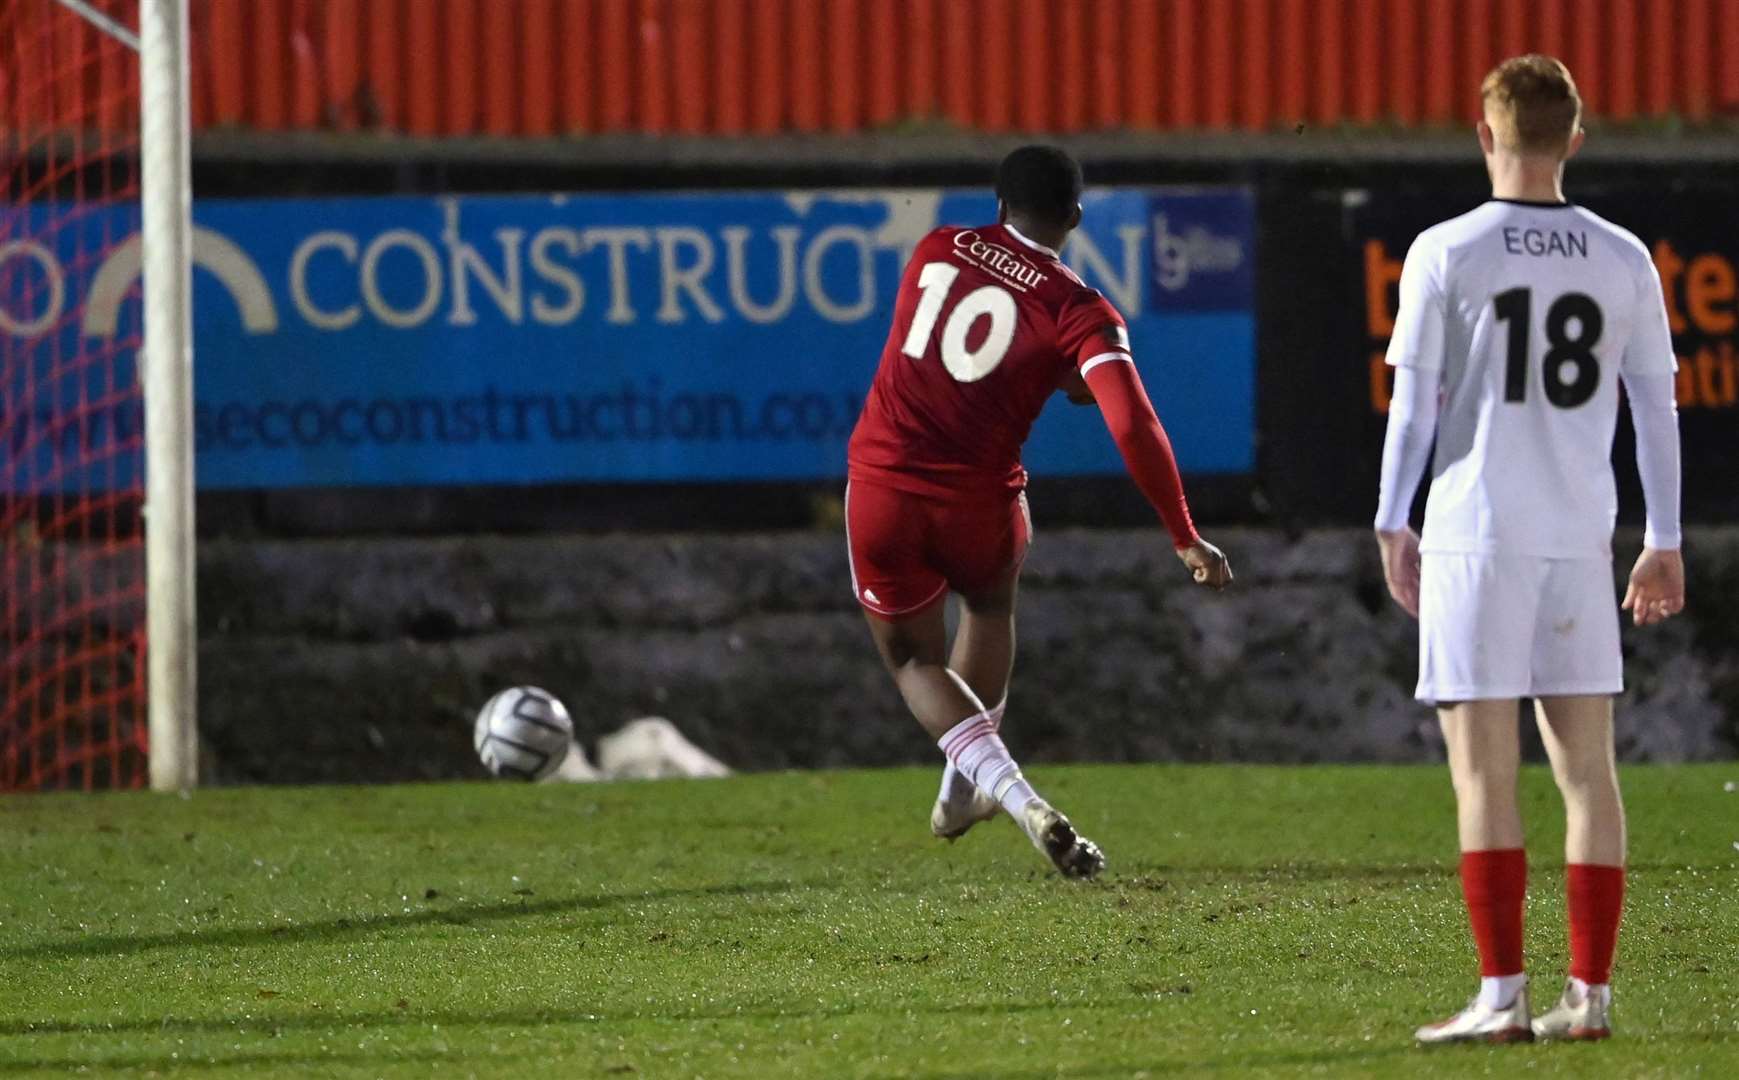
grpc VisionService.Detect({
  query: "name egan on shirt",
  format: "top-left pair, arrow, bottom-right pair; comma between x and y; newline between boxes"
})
1502,226 -> 1589,259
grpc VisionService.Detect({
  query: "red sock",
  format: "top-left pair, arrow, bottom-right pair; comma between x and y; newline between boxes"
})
1567,863 -> 1625,985
1461,849 -> 1527,976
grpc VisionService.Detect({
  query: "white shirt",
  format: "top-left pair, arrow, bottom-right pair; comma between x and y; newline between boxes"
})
1386,199 -> 1677,557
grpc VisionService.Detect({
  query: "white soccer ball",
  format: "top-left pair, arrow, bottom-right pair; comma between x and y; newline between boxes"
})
474,686 -> 573,781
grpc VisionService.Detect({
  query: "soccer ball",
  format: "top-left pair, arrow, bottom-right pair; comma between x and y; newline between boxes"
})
474,686 -> 573,781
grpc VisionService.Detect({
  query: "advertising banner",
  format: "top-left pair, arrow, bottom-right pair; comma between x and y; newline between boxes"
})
1,187 -> 1255,492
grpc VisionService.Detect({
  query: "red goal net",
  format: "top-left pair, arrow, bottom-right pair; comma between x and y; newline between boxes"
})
1,0 -> 148,790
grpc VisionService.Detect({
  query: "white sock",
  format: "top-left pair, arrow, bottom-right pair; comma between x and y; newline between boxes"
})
1477,973 -> 1527,1010
937,698 -> 1004,804
937,709 -> 1037,819
1567,976 -> 1610,1005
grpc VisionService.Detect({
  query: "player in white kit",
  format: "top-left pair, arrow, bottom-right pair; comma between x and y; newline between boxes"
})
1373,56 -> 1686,1045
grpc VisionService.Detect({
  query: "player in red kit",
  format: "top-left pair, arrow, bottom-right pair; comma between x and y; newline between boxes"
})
846,146 -> 1232,879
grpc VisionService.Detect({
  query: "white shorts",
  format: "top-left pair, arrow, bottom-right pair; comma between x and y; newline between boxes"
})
1416,553 -> 1622,703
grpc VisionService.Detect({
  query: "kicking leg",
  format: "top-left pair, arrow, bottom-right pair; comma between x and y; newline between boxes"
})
1531,694 -> 1623,1040
933,574 -> 1018,836
862,598 -> 981,740
862,598 -> 1101,879
1417,699 -> 1533,1044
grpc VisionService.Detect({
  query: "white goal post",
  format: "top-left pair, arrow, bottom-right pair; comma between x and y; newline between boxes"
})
61,0 -> 199,790
140,0 -> 198,791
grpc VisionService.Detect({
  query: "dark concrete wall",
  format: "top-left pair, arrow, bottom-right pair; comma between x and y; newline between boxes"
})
194,527 -> 1738,784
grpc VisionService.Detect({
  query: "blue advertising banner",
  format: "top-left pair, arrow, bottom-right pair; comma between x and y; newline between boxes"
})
1,187 -> 1253,491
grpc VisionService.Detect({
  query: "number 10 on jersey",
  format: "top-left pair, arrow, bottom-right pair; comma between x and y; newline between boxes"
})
901,262 -> 1018,383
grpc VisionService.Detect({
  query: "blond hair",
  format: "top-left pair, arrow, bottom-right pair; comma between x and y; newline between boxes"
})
1481,55 -> 1582,155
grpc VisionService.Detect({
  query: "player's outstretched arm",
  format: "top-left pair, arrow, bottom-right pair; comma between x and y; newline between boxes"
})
1621,370 -> 1686,626
1082,357 -> 1231,590
1372,364 -> 1438,618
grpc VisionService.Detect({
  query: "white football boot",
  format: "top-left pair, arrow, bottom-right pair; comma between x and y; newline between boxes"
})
1020,802 -> 1105,880
1532,979 -> 1612,1041
1415,984 -> 1534,1045
930,785 -> 1001,840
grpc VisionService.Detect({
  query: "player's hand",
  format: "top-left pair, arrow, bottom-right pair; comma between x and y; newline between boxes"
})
1622,547 -> 1686,626
1375,527 -> 1422,618
1177,539 -> 1232,590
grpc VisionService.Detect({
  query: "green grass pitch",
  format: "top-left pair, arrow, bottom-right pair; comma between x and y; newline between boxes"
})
2,764 -> 1736,1078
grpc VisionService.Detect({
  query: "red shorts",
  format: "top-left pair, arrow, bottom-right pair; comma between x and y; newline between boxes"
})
844,480 -> 1032,618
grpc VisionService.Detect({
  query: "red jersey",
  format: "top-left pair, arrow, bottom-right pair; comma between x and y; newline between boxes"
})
847,224 -> 1128,497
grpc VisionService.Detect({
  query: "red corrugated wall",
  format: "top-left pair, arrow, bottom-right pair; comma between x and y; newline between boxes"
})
9,0 -> 1739,137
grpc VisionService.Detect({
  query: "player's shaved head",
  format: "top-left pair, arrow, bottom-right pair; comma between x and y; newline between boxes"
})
996,145 -> 1084,230
1481,55 -> 1581,157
